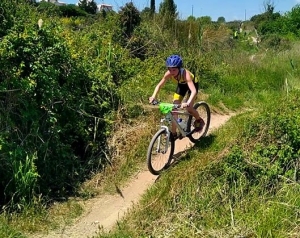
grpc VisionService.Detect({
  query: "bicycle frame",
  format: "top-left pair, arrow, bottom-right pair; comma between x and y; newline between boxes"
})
147,100 -> 211,175
160,109 -> 195,138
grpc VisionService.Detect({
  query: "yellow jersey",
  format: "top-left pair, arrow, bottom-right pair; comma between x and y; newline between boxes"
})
170,68 -> 198,84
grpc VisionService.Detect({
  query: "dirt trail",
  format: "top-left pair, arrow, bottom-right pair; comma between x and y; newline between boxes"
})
36,113 -> 233,238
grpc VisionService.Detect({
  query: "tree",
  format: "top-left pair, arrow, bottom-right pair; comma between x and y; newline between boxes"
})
141,7 -> 152,19
37,1 -> 61,17
150,0 -> 155,15
0,0 -> 15,37
78,0 -> 97,14
118,2 -> 141,38
159,0 -> 177,18
197,16 -> 212,25
217,16 -> 226,23
187,15 -> 196,22
285,5 -> 300,36
59,4 -> 87,17
24,0 -> 36,4
263,0 -> 275,14
250,1 -> 281,35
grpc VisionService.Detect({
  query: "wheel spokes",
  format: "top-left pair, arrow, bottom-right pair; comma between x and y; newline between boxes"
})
150,133 -> 172,172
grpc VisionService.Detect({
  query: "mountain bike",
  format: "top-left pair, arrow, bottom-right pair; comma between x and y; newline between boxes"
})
147,101 -> 211,175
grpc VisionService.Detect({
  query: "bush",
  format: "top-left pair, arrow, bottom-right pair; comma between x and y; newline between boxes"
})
0,20 -> 117,209
220,94 -> 300,196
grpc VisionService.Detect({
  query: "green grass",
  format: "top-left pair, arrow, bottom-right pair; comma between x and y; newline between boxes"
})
94,42 -> 300,236
2,33 -> 300,238
0,199 -> 84,237
0,216 -> 27,238
96,96 -> 300,237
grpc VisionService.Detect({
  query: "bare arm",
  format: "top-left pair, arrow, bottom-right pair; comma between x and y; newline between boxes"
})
149,71 -> 171,102
184,69 -> 197,106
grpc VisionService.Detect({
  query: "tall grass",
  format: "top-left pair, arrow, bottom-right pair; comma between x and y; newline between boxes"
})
0,199 -> 84,237
204,47 -> 300,111
2,6 -> 300,237
95,44 -> 300,238
97,91 -> 300,237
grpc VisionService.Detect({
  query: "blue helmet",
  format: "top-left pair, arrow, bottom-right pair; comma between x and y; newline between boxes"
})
166,54 -> 183,68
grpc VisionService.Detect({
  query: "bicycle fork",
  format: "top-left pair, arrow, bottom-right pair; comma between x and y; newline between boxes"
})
156,126 -> 170,154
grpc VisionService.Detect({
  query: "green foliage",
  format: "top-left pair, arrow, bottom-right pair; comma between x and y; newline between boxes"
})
150,0 -> 155,14
187,15 -> 196,21
251,3 -> 279,28
284,5 -> 300,37
197,16 -> 212,25
217,16 -> 226,23
0,14 -> 122,208
59,4 -> 88,17
0,0 -> 39,37
78,0 -> 97,14
37,2 -> 88,17
126,26 -> 149,59
116,2 -> 145,59
261,34 -> 292,51
118,2 -> 141,39
3,0 -> 300,235
37,1 -> 61,17
0,216 -> 27,238
249,3 -> 295,42
101,92 -> 300,237
7,152 -> 39,207
222,96 -> 300,194
159,0 -> 177,18
158,0 -> 177,29
140,7 -> 152,20
0,21 -> 76,205
0,1 -> 15,37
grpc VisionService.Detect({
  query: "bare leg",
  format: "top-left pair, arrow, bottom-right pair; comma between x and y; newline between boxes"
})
186,97 -> 200,120
172,99 -> 181,134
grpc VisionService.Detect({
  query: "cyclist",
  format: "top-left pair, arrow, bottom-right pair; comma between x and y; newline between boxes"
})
149,54 -> 205,139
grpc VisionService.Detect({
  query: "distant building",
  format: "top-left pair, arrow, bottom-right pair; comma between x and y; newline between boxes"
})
97,3 -> 113,13
46,0 -> 66,6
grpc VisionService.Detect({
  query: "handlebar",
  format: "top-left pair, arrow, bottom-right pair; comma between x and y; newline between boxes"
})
151,100 -> 181,109
151,99 -> 159,105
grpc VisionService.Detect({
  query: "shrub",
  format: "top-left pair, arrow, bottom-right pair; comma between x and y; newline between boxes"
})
0,19 -> 118,209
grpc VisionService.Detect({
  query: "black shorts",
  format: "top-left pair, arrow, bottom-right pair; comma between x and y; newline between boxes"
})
173,82 -> 199,101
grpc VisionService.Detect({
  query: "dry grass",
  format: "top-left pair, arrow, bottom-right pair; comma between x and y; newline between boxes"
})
79,108 -> 159,196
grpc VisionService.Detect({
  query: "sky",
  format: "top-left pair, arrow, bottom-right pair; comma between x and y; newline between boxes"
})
61,0 -> 300,21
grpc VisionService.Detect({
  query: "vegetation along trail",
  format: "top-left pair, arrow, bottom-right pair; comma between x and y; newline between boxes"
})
3,0 -> 300,237
35,112 -> 234,238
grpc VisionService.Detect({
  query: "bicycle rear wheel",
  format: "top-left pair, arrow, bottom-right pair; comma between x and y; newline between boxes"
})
147,128 -> 175,175
187,101 -> 211,143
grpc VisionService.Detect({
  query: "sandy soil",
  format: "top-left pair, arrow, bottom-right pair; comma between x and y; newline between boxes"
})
34,112 -> 234,238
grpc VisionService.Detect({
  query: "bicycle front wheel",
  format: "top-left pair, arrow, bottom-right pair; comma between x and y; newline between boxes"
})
187,101 -> 211,143
147,128 -> 175,175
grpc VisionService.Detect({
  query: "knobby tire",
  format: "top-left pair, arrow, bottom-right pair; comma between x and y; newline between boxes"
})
147,128 -> 175,175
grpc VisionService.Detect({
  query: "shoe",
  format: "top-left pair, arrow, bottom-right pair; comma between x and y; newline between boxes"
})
193,118 -> 205,132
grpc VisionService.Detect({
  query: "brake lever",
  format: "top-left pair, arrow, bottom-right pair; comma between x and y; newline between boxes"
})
152,100 -> 159,105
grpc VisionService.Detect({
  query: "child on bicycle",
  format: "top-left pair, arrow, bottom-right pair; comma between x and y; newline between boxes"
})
148,54 -> 205,139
